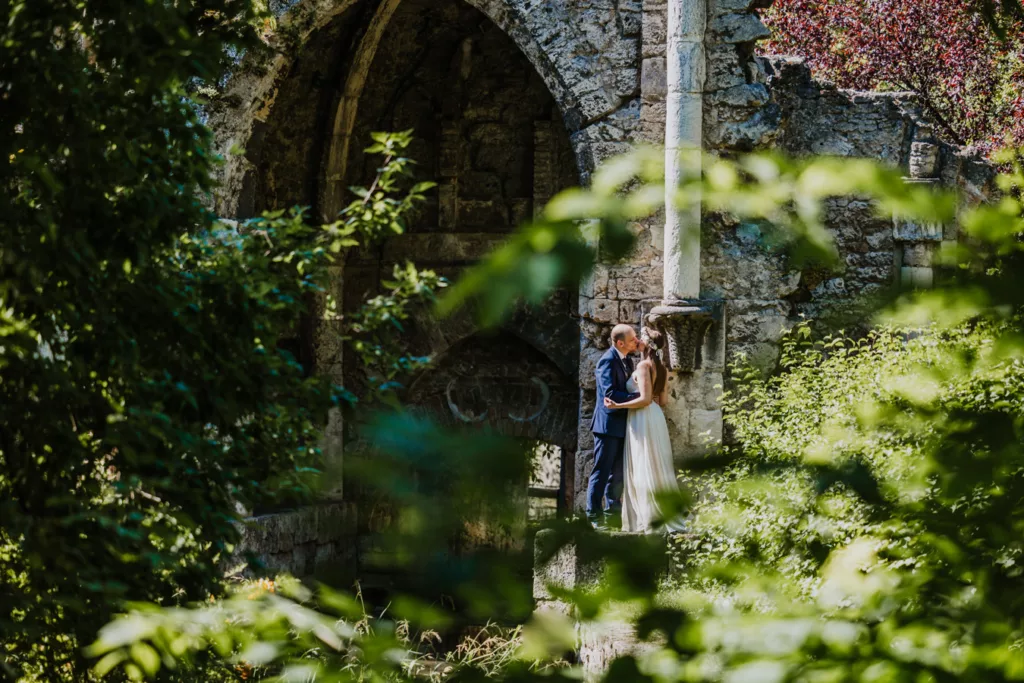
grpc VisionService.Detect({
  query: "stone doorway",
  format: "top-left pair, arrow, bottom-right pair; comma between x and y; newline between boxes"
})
405,330 -> 579,515
327,0 -> 583,506
236,0 -> 584,579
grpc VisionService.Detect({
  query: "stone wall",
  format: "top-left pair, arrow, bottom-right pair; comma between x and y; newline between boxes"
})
572,0 -> 995,481
232,502 -> 359,578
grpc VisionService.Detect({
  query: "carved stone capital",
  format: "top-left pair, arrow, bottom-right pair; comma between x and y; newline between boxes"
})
645,302 -> 717,372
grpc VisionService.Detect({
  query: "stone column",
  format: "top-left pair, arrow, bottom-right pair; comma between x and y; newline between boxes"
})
896,123 -> 942,289
647,0 -> 725,461
663,0 -> 706,301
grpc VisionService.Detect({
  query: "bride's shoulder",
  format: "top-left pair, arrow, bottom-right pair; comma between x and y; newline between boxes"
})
636,358 -> 655,376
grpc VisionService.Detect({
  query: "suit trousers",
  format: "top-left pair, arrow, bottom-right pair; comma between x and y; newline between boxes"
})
587,433 -> 624,517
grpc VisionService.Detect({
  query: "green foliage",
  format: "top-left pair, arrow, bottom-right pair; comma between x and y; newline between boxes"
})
11,2 -> 1024,683
671,322 -> 1015,601
440,150 -> 955,328
87,576 -> 556,683
0,1 -> 441,678
106,145 -> 1024,683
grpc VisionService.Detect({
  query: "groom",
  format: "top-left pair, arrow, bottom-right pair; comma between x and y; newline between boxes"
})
587,323 -> 640,530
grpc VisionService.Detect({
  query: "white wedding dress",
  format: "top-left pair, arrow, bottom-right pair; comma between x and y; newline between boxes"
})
621,370 -> 684,534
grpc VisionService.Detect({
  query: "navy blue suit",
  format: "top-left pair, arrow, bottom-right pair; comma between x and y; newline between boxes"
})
587,347 -> 639,518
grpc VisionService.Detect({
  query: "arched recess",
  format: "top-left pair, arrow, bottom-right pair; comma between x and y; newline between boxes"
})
317,0 -> 588,220
205,0 -> 644,218
331,0 -> 583,511
237,0 -> 588,508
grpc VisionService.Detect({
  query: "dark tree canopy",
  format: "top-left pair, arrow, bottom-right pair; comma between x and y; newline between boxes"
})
0,2 -> 372,679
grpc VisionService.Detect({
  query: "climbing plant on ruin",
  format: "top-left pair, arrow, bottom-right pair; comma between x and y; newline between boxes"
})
763,0 -> 1024,152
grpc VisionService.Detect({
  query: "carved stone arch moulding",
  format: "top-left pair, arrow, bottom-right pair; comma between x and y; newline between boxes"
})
408,301 -> 577,383
445,376 -> 551,424
405,332 -> 578,449
206,0 -> 622,217
316,0 -> 590,218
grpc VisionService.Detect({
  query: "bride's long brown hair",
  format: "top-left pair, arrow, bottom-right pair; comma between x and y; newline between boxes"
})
643,328 -> 668,397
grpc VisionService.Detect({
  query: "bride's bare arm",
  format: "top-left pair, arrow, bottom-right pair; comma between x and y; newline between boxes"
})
603,361 -> 654,410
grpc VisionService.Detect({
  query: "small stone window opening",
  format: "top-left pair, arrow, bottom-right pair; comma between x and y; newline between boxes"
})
528,442 -> 560,523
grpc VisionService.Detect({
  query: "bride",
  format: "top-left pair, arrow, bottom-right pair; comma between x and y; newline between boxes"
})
603,329 -> 684,534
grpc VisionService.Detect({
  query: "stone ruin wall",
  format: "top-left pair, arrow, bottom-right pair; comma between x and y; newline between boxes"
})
576,0 -> 994,485
208,0 -> 994,575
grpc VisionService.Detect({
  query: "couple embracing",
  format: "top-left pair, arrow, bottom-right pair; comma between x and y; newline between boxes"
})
587,324 -> 682,533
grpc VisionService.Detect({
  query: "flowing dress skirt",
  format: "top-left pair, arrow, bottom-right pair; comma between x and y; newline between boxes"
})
622,401 -> 681,533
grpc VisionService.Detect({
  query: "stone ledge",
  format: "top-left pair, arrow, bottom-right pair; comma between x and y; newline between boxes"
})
232,502 -> 359,576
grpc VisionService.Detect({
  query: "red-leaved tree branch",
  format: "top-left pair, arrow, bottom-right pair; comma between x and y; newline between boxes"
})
762,0 -> 1024,154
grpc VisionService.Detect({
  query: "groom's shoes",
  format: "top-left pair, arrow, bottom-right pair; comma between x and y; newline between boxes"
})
604,510 -> 622,531
587,512 -> 622,532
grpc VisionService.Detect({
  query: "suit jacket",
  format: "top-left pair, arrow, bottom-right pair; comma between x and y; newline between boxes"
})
591,347 -> 640,438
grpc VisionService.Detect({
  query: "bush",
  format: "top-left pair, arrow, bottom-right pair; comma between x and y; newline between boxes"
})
669,318 -> 1024,678
0,0 -> 440,677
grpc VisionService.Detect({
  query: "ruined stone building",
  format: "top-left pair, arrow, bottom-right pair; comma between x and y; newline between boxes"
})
211,0 -> 992,574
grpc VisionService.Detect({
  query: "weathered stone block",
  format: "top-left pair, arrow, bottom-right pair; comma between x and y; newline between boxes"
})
706,44 -> 746,91
709,12 -> 771,44
615,274 -> 659,300
705,104 -> 780,150
662,396 -> 689,454
583,297 -> 619,323
667,42 -> 706,94
458,199 -> 507,227
710,0 -> 759,11
639,99 -> 667,130
893,218 -> 943,242
619,299 -> 643,325
902,242 -> 935,267
581,265 -> 613,298
578,426 -> 595,452
641,57 -> 667,103
619,9 -> 642,36
580,346 -> 605,391
579,620 -> 659,676
689,409 -> 723,451
684,370 -> 724,411
641,5 -> 667,58
459,171 -> 502,199
708,83 -> 769,108
666,93 -> 703,152
510,198 -> 532,226
574,448 -> 596,511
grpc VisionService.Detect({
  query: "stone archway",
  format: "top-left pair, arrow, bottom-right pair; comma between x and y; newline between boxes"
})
205,0 -> 642,219
405,331 -> 578,513
327,0 -> 583,508
232,0 -> 587,508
